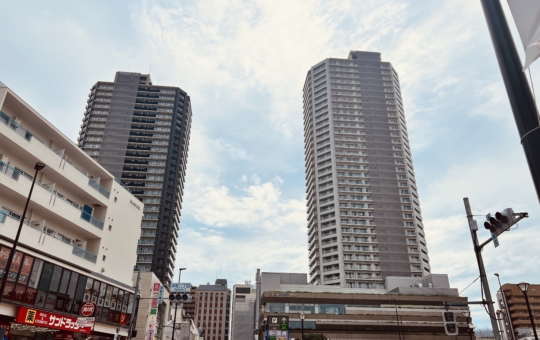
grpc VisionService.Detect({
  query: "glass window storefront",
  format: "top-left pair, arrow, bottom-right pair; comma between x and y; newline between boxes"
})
0,246 -> 132,327
266,302 -> 373,315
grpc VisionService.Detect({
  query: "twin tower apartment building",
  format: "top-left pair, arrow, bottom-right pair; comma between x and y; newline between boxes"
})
75,50 -> 430,293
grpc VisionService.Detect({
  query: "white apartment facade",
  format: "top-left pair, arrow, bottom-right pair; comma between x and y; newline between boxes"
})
303,51 -> 431,289
0,83 -> 143,339
231,284 -> 256,340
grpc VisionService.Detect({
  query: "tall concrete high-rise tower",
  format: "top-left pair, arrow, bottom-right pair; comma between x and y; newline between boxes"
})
77,72 -> 192,286
303,51 -> 430,288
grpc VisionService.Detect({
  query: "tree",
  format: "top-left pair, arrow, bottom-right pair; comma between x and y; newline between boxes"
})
304,334 -> 328,340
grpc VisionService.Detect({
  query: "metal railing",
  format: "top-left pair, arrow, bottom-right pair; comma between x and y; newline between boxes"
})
114,177 -> 132,193
80,211 -> 104,230
88,178 -> 110,198
0,160 -> 23,180
0,110 -> 116,198
72,246 -> 97,263
5,215 -> 97,263
0,161 -> 104,230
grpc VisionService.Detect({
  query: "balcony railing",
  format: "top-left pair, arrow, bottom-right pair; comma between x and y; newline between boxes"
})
80,211 -> 104,230
72,246 -> 98,263
5,215 -> 97,263
0,161 -> 105,231
0,110 -> 129,196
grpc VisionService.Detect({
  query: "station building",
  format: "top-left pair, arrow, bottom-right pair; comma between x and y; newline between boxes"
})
256,272 -> 475,340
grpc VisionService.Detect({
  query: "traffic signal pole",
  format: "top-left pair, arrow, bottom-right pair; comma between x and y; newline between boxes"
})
464,198 -> 501,340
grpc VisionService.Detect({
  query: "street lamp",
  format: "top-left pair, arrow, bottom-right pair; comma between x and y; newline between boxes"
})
171,268 -> 187,340
391,298 -> 402,340
178,268 -> 186,283
517,282 -> 538,340
463,311 -> 473,340
0,162 -> 45,303
299,312 -> 305,340
495,273 -> 516,340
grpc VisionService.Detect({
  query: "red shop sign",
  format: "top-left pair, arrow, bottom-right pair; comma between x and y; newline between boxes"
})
80,302 -> 95,317
16,306 -> 94,334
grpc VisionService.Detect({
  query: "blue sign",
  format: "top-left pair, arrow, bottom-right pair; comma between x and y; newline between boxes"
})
158,285 -> 164,304
491,232 -> 499,248
170,282 -> 191,293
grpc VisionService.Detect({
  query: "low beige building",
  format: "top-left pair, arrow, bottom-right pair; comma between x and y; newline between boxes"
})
0,82 -> 143,340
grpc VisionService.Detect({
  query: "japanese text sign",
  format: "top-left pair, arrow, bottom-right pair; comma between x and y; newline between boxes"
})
16,306 -> 94,334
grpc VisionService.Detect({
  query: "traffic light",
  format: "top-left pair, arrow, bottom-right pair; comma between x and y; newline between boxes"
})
442,311 -> 458,336
484,208 -> 516,236
169,293 -> 192,303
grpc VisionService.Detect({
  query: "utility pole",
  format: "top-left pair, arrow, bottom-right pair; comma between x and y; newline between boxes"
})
128,268 -> 141,340
480,0 -> 540,204
464,198 -> 501,340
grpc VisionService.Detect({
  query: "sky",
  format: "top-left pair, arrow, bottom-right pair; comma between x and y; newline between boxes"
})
1,0 -> 540,330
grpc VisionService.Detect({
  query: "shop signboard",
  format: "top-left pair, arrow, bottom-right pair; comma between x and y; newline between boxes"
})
0,322 -> 10,339
16,306 -> 94,334
75,317 -> 95,326
151,283 -> 160,308
80,302 -> 95,317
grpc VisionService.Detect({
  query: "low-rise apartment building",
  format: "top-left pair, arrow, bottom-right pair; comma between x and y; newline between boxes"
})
0,83 -> 143,340
194,280 -> 231,340
499,283 -> 539,340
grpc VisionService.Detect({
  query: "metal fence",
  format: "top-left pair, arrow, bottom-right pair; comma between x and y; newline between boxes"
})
0,110 -> 114,198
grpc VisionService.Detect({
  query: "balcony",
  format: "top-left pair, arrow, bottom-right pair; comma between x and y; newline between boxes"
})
1,161 -> 105,233
80,210 -> 104,230
2,214 -> 97,264
0,111 -> 112,199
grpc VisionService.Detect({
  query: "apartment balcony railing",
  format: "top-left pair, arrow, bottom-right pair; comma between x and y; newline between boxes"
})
0,110 -> 122,197
1,160 -> 105,230
80,211 -> 104,230
3,214 -> 97,263
72,246 -> 98,263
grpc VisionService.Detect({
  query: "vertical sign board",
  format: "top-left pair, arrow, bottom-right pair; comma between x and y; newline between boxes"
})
158,285 -> 164,304
145,283 -> 161,338
267,316 -> 289,340
151,283 -> 160,308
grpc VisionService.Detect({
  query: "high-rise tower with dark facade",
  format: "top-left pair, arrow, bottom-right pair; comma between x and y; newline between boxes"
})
303,51 -> 431,288
77,72 -> 192,286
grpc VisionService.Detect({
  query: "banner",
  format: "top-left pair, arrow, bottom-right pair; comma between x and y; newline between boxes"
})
16,306 -> 94,334
508,0 -> 540,70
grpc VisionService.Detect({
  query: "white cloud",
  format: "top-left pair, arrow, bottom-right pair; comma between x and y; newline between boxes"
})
176,226 -> 308,284
188,178 -> 305,231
